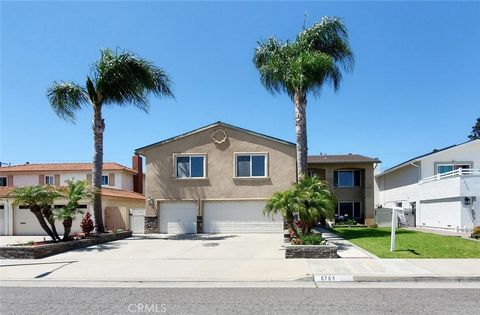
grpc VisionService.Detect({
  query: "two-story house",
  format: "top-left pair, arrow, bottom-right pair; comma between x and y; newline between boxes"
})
375,139 -> 480,231
307,154 -> 381,226
135,122 -> 296,234
0,158 -> 145,235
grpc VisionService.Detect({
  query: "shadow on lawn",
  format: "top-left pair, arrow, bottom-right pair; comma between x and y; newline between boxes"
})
395,248 -> 421,256
330,227 -> 417,239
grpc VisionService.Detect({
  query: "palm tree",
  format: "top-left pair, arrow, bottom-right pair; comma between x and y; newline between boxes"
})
55,180 -> 92,241
253,17 -> 354,175
296,176 -> 336,234
47,48 -> 174,233
264,189 -> 301,237
8,185 -> 63,241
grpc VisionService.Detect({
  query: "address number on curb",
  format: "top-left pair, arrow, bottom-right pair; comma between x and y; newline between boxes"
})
314,275 -> 354,282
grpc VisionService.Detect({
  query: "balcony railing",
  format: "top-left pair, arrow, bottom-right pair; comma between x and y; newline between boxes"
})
420,168 -> 480,184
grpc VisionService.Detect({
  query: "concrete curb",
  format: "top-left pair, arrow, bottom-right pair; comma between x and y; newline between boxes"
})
314,275 -> 480,283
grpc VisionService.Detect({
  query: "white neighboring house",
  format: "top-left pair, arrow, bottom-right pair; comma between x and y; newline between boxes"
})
375,139 -> 480,232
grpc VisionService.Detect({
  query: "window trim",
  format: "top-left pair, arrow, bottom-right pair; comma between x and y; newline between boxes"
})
334,169 -> 361,187
0,176 -> 7,187
101,175 -> 109,186
436,163 -> 471,174
173,153 -> 207,179
336,201 -> 362,219
234,152 -> 268,178
44,175 -> 55,185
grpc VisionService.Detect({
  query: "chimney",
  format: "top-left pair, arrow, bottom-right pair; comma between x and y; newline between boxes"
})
132,155 -> 143,194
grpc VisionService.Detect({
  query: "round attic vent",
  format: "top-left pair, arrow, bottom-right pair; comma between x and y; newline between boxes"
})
211,129 -> 228,144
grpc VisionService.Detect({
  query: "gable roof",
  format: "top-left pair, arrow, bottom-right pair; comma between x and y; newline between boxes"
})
308,154 -> 380,164
377,138 -> 479,177
0,162 -> 137,174
135,121 -> 296,154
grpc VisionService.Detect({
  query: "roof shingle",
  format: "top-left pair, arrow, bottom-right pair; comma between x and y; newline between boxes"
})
0,162 -> 137,174
308,154 -> 381,164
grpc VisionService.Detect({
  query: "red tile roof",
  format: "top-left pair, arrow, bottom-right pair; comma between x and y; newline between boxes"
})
308,154 -> 381,164
0,162 -> 137,174
0,186 -> 144,200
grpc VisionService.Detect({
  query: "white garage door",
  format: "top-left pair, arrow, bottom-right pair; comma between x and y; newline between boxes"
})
15,207 -> 86,236
420,199 -> 461,229
159,201 -> 197,234
203,200 -> 283,234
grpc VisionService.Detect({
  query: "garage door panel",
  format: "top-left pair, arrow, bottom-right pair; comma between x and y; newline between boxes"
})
203,201 -> 283,234
159,202 -> 197,234
15,208 -> 86,236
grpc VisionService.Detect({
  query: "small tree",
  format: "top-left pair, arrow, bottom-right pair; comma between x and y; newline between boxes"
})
9,186 -> 63,241
296,176 -> 336,235
264,189 -> 301,238
55,180 -> 92,241
468,117 -> 480,140
80,212 -> 95,237
264,176 -> 336,236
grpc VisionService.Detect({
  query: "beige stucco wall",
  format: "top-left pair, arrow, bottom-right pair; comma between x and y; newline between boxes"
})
102,196 -> 145,229
308,162 -> 376,224
140,125 -> 297,216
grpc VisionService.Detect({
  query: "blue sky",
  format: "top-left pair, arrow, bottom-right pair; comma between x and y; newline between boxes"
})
1,1 -> 479,170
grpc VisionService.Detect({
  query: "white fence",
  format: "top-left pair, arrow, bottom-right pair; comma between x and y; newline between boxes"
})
420,168 -> 480,184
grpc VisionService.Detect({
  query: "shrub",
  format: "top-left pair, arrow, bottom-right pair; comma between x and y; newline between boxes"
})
471,226 -> 480,239
80,212 -> 95,236
299,233 -> 323,245
335,218 -> 357,226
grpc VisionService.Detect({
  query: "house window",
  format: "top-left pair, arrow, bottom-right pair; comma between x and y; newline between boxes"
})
437,164 -> 470,174
334,170 -> 361,187
395,202 -> 403,208
0,177 -> 7,187
175,155 -> 205,178
45,175 -> 54,185
235,154 -> 267,177
101,175 -> 109,186
337,202 -> 361,218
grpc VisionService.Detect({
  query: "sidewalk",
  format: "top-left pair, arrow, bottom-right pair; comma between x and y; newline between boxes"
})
317,228 -> 378,259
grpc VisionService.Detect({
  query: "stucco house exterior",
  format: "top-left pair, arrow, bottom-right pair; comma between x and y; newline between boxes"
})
135,121 -> 296,234
375,139 -> 480,231
307,154 -> 381,225
0,159 -> 145,235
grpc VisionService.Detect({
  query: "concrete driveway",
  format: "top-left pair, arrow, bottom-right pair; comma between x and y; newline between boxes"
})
0,234 -> 312,282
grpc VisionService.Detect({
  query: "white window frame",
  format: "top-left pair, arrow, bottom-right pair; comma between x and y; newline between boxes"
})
101,175 -> 109,186
334,170 -> 361,187
234,153 -> 268,178
173,154 -> 207,179
0,176 -> 7,187
436,163 -> 470,174
336,201 -> 362,219
44,175 -> 55,185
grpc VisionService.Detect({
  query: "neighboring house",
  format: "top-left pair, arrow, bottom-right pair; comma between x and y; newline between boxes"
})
375,139 -> 480,231
307,154 -> 381,225
0,157 -> 145,235
135,121 -> 296,234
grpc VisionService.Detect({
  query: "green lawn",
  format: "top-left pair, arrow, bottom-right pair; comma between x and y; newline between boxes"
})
330,227 -> 480,258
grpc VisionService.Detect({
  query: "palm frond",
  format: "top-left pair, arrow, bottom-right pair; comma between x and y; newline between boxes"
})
93,48 -> 174,111
47,81 -> 89,122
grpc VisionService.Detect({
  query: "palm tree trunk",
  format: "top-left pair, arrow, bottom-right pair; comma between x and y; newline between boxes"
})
293,91 -> 308,177
92,104 -> 105,233
30,209 -> 56,241
42,208 -> 60,240
62,218 -> 73,241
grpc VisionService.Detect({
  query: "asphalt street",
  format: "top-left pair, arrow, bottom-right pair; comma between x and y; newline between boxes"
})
0,287 -> 478,315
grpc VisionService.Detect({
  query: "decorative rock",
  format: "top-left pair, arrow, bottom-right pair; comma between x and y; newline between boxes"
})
144,216 -> 158,234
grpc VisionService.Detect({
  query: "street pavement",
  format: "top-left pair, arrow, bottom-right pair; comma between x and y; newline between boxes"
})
1,286 -> 479,314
